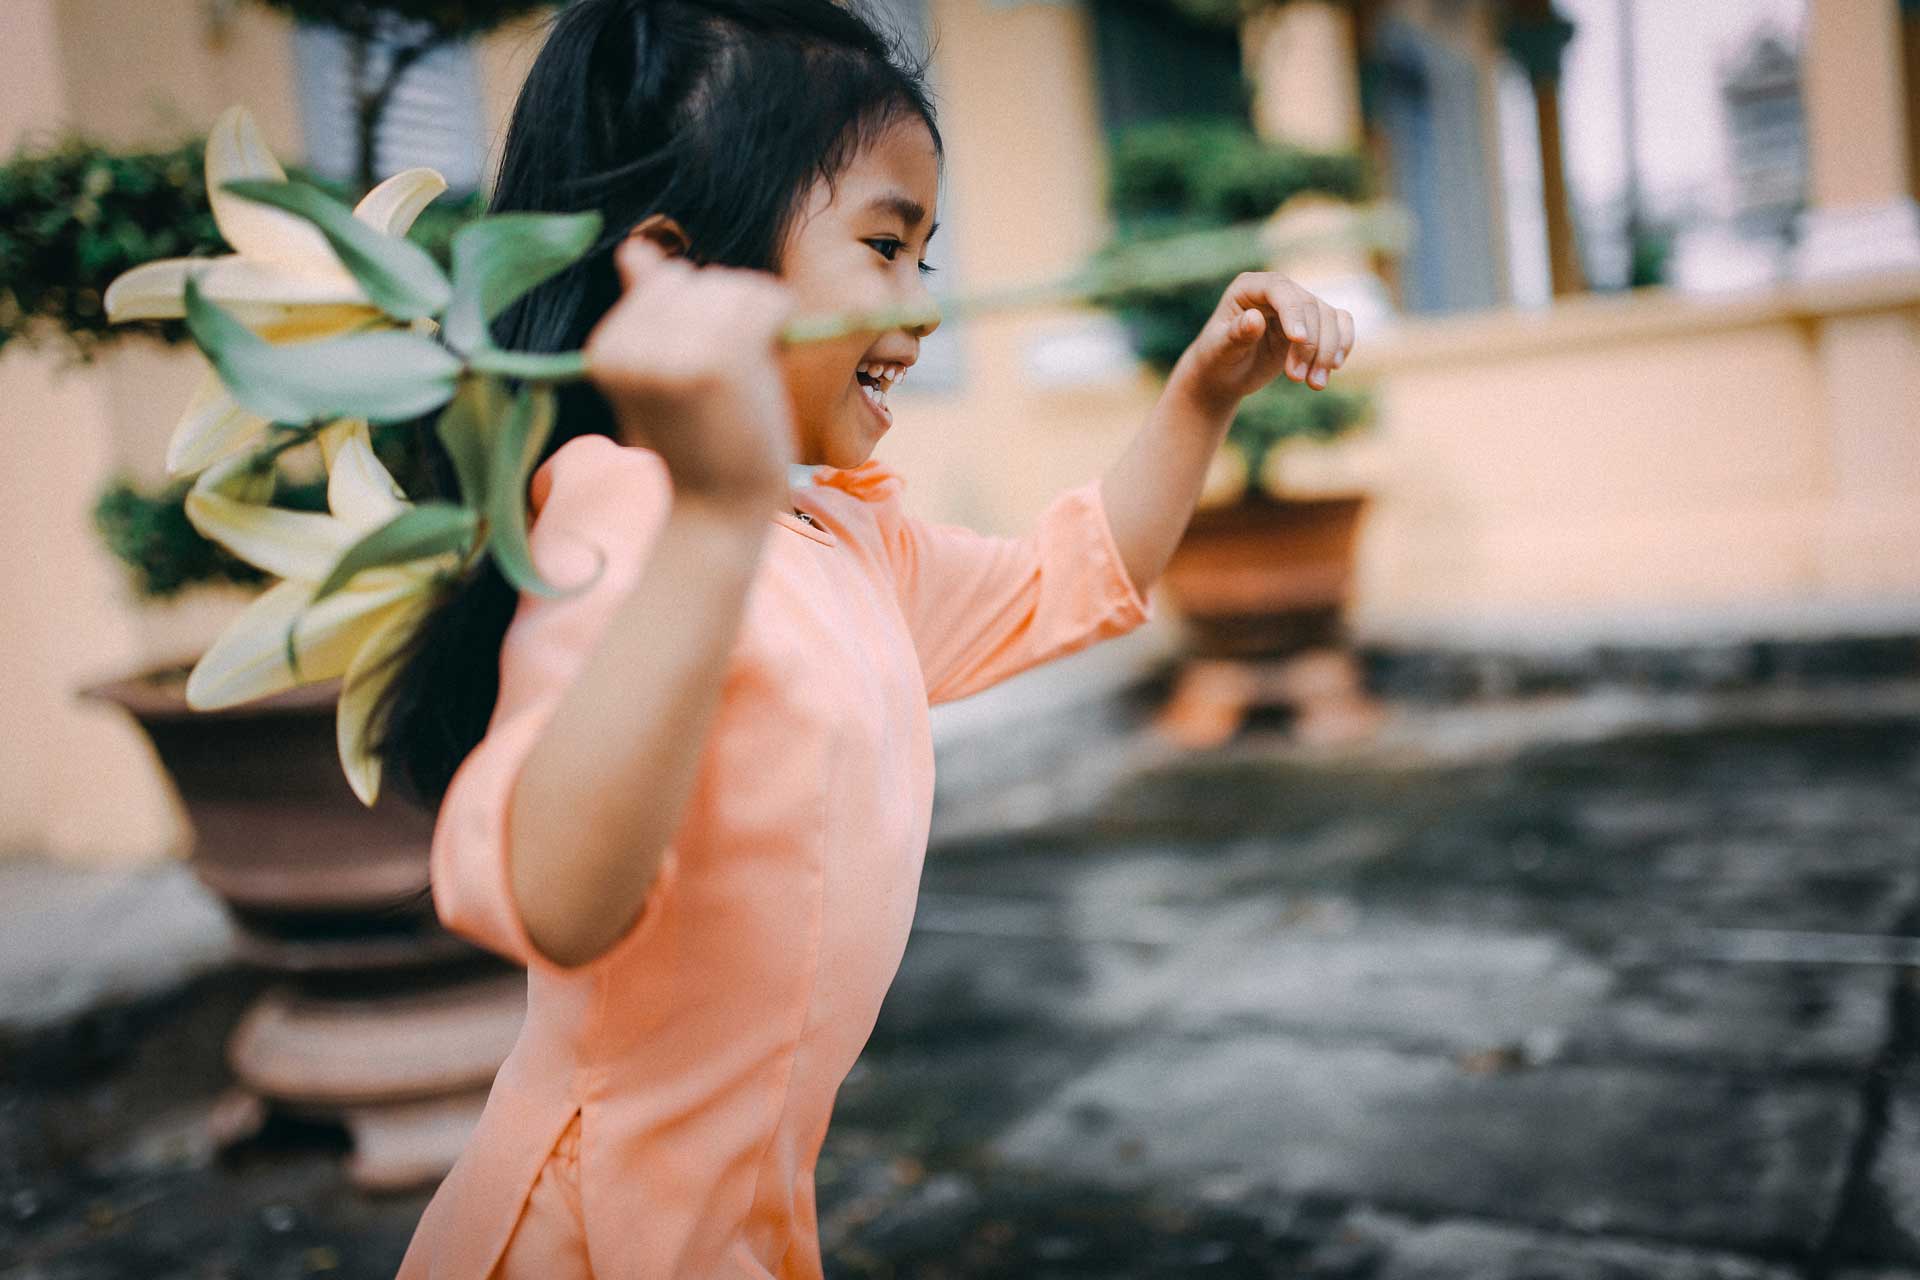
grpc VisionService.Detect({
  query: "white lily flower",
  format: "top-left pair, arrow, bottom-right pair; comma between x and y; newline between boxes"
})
103,105 -> 448,478
184,421 -> 461,806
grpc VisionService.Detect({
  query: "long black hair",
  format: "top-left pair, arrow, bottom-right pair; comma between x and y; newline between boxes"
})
369,0 -> 943,823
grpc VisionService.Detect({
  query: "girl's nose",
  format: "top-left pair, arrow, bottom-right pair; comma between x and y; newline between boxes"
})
906,276 -> 941,340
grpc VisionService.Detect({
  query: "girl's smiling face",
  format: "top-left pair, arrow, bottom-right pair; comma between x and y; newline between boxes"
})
773,116 -> 942,468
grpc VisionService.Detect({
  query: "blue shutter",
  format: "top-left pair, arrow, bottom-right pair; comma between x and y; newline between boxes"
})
291,20 -> 487,193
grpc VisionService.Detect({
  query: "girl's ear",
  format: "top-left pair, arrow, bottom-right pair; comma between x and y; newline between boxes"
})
628,213 -> 692,259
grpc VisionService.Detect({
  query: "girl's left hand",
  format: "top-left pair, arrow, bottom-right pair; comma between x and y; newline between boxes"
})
1171,272 -> 1355,415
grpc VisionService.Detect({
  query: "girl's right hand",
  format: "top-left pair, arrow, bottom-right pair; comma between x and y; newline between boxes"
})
584,235 -> 798,509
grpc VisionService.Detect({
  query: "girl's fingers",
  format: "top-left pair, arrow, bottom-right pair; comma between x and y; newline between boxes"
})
1308,300 -> 1340,388
615,234 -> 665,290
1334,307 -> 1355,368
1285,294 -> 1319,382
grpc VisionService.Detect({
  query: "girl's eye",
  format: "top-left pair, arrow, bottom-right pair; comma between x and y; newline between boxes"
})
868,238 -> 937,277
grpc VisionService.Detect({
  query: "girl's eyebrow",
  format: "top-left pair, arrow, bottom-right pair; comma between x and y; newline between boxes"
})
863,192 -> 939,244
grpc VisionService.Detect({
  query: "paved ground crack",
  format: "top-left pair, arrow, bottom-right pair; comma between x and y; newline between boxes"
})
1807,898 -> 1920,1276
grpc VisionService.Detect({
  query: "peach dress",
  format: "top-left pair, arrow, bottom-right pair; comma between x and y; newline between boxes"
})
392,433 -> 1153,1279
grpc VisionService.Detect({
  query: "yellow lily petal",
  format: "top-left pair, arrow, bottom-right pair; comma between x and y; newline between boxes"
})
336,591 -> 438,806
327,422 -> 409,532
191,441 -> 278,504
185,569 -> 430,710
166,370 -> 269,477
103,255 -> 369,327
253,303 -> 386,343
205,105 -> 338,276
316,419 -> 365,472
103,257 -> 202,322
353,167 -> 448,237
186,482 -> 360,582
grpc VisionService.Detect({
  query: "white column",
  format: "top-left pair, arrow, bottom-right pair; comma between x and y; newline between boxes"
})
1241,0 -> 1397,334
1793,0 -> 1920,278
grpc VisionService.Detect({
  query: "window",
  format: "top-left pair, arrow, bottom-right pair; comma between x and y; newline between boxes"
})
1088,0 -> 1247,135
291,18 -> 488,193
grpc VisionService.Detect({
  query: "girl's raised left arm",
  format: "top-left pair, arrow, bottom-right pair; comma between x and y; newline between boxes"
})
1099,273 -> 1356,596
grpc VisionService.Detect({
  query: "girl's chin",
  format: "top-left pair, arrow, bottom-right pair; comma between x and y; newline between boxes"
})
851,380 -> 893,434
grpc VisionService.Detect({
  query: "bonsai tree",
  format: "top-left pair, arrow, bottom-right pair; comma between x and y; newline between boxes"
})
0,127 -> 481,597
0,138 -> 221,360
1096,118 -> 1375,505
0,2 -> 537,600
97,103 -> 605,804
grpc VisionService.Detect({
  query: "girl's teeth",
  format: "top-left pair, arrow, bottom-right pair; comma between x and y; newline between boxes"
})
858,362 -> 904,391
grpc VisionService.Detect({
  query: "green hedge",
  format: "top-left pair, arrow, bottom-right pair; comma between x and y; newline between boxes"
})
0,129 -> 479,597
0,139 -> 220,358
0,134 -> 483,361
92,422 -> 426,599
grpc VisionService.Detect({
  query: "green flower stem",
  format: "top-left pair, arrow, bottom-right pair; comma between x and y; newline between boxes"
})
777,202 -> 1410,344
202,202 -> 1407,523
491,203 -> 1410,380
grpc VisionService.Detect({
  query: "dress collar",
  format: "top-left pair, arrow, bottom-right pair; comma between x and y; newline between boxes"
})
775,463 -> 836,546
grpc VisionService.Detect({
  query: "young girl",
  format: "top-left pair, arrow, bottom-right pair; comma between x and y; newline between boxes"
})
384,0 -> 1353,1275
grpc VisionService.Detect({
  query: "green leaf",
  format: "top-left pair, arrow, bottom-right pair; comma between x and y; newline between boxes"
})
186,276 -> 463,423
222,178 -> 452,320
311,502 -> 478,604
466,347 -> 587,381
434,377 -> 503,506
443,211 -> 601,352
486,383 -> 602,599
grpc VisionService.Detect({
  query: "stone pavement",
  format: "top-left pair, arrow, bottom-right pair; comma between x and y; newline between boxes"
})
3,680 -> 1920,1277
815,685 -> 1920,1277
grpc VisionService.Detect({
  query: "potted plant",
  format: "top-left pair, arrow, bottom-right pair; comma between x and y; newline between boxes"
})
0,0 -> 542,944
1097,119 -> 1376,661
62,84 -> 609,1180
67,113 -> 472,945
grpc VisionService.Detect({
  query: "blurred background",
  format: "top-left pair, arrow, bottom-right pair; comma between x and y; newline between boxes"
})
4,0 -> 1920,1276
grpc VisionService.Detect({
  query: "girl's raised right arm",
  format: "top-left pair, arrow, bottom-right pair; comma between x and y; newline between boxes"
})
501,236 -> 796,970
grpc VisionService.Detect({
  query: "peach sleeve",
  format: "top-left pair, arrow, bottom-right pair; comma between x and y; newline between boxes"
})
427,440 -> 680,978
877,475 -> 1155,706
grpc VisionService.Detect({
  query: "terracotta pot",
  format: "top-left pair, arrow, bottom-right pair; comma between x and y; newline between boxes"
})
1161,492 -> 1369,659
79,661 -> 439,936
83,662 -> 520,1191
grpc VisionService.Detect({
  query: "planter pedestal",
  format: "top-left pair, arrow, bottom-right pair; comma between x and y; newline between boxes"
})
1154,493 -> 1385,747
80,662 -> 524,1191
224,972 -> 525,1192
1155,648 -> 1385,748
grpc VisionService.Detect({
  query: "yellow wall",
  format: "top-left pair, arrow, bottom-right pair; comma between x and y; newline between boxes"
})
10,0 -> 1920,868
0,2 -> 575,866
1283,271 -> 1920,645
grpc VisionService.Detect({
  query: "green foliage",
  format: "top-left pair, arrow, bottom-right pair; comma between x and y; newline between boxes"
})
442,210 -> 601,353
1230,379 -> 1371,463
1627,221 -> 1673,289
1151,0 -> 1361,31
93,472 -> 321,598
170,184 -> 601,607
185,275 -> 464,422
1107,119 -> 1367,226
0,138 -> 219,359
94,422 -> 426,599
290,166 -> 486,259
221,177 -> 453,318
312,501 -> 478,602
0,136 -> 485,363
1097,119 -> 1374,484
248,0 -> 553,40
